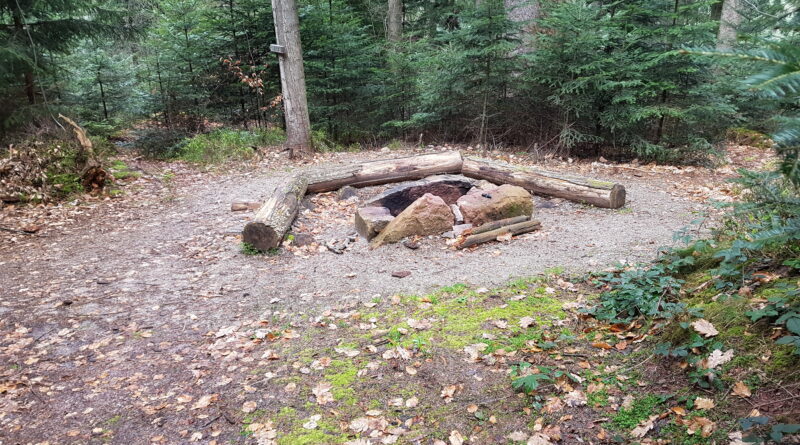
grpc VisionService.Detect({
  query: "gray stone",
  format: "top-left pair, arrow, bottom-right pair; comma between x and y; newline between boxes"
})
354,206 -> 394,240
337,185 -> 359,201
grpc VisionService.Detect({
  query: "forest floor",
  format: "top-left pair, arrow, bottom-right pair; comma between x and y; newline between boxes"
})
0,145 -> 783,444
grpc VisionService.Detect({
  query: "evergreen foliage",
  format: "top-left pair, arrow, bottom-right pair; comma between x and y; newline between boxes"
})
0,0 -> 797,163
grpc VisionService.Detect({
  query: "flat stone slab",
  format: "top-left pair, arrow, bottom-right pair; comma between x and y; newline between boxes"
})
355,206 -> 394,240
364,175 -> 476,216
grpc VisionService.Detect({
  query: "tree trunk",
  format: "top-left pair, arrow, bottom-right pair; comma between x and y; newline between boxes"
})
305,151 -> 463,193
456,220 -> 541,249
272,0 -> 313,158
242,174 -> 309,251
12,7 -> 35,104
387,0 -> 402,42
461,157 -> 626,208
716,0 -> 742,50
98,74 -> 109,120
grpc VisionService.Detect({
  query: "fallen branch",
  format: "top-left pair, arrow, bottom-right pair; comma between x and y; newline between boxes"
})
456,220 -> 541,249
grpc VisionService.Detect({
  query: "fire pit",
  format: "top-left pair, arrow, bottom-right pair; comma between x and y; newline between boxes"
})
241,151 -> 625,251
355,174 -> 537,248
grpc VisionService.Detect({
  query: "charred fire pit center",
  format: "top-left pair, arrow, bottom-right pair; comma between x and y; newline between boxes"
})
241,151 -> 626,251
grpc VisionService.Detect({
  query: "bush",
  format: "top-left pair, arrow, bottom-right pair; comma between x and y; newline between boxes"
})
177,128 -> 285,164
135,129 -> 189,159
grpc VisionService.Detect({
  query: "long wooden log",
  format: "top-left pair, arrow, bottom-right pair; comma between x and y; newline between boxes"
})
462,157 -> 626,209
306,151 -> 463,193
457,220 -> 542,249
242,174 -> 308,251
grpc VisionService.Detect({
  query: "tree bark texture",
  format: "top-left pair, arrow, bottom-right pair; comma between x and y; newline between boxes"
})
456,220 -> 541,249
716,0 -> 742,50
461,157 -> 626,209
305,151 -> 464,193
387,0 -> 402,41
272,0 -> 313,157
242,174 -> 309,251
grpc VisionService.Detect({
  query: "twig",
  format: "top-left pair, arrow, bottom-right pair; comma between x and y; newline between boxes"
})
0,226 -> 32,235
754,394 -> 800,408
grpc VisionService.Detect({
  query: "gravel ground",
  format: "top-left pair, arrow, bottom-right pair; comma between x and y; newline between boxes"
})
0,148 -> 714,443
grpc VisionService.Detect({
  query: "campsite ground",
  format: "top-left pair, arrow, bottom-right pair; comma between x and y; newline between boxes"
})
0,145 -> 785,444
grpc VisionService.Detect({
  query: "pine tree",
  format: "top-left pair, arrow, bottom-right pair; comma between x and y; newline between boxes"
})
0,0 -> 125,130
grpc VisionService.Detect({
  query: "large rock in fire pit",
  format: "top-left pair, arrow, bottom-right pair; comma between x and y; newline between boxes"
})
370,193 -> 454,247
456,184 -> 533,226
355,206 -> 394,240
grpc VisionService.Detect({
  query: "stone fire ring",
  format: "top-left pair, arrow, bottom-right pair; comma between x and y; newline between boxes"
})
242,151 -> 626,252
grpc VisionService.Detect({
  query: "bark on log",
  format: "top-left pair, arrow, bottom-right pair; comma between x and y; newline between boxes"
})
462,157 -> 625,209
467,215 -> 531,236
306,151 -> 463,193
242,175 -> 308,251
456,220 -> 541,249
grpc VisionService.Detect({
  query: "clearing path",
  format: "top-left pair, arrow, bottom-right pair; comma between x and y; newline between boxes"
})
0,148 -> 752,444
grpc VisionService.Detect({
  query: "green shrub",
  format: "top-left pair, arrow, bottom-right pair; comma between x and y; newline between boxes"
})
178,128 -> 285,164
135,129 -> 188,159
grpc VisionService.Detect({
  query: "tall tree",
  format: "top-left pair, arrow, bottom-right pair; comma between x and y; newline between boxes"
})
716,0 -> 742,50
387,0 -> 402,41
272,0 -> 312,157
0,0 -> 124,129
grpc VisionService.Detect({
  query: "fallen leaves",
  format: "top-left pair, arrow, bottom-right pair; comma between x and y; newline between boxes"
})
313,381 -> 334,405
519,316 -> 535,328
680,416 -> 716,438
630,414 -> 659,438
440,384 -> 460,403
241,401 -> 257,413
694,397 -> 715,410
448,430 -> 464,445
732,381 -> 752,398
382,346 -> 412,360
190,394 -> 217,410
691,319 -> 719,337
705,349 -> 734,369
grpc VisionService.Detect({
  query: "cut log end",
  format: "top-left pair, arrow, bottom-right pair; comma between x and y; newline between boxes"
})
242,222 -> 281,251
608,184 -> 626,209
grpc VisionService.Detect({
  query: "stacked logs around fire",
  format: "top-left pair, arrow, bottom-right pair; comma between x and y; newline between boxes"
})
241,151 -> 626,251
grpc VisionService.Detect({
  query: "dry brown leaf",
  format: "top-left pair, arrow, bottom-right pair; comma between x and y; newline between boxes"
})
631,414 -> 658,438
191,394 -> 218,410
732,381 -> 751,398
241,401 -> 257,413
694,397 -> 715,410
706,349 -> 734,369
685,416 -> 716,438
449,430 -> 464,445
615,340 -> 629,351
542,396 -> 563,414
519,316 -> 536,329
313,381 -> 334,405
691,319 -> 719,337
592,341 -> 613,350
